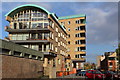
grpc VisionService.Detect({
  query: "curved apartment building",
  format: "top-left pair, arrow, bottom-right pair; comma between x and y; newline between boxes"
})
5,4 -> 68,78
4,4 -> 86,78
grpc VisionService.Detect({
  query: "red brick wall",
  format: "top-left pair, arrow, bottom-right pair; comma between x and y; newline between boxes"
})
1,55 -> 43,78
108,60 -> 116,71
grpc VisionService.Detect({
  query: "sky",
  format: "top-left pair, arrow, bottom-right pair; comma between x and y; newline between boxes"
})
1,2 -> 119,63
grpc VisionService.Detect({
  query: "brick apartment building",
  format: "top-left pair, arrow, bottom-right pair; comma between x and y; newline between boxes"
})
59,15 -> 86,69
97,52 -> 118,71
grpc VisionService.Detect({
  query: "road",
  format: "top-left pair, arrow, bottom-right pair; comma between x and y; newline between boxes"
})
58,74 -> 86,78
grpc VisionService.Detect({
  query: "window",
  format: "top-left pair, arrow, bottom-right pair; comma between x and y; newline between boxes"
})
44,23 -> 48,28
61,22 -> 65,25
109,62 -> 113,65
75,54 -> 81,58
58,59 -> 61,64
61,33 -> 63,37
52,23 -> 54,28
75,20 -> 81,24
58,33 -> 60,37
68,34 -> 70,38
65,37 -> 66,40
19,23 -> 23,29
31,33 -> 36,39
53,58 -> 56,67
38,33 -> 42,39
61,41 -> 62,45
75,33 -> 84,37
49,21 -> 53,27
68,28 -> 70,31
55,37 -> 58,42
52,33 -> 54,39
14,23 -> 17,29
68,21 -> 70,24
44,33 -> 49,40
80,19 -> 85,24
63,35 -> 64,39
87,71 -> 92,73
38,13 -> 43,17
58,42 -> 60,46
11,34 -> 17,40
52,44 -> 54,50
56,27 -> 58,32
75,47 -> 81,51
55,47 -> 58,52
31,45 -> 39,51
62,42 -> 64,46
68,41 -> 70,44
75,40 -> 81,44
23,34 -> 29,40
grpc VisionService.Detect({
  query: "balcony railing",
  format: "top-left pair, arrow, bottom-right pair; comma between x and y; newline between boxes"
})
5,25 -> 50,33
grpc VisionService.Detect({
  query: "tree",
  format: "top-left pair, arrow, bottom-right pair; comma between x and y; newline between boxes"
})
115,43 -> 120,70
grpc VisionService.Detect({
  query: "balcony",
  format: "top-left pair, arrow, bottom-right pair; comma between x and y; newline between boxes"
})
75,44 -> 86,47
72,57 -> 86,62
9,36 -> 50,43
11,40 -> 49,43
75,51 -> 86,56
75,37 -> 86,40
5,26 -> 50,33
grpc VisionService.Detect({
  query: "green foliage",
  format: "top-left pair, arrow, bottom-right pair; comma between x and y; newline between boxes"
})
115,43 -> 120,64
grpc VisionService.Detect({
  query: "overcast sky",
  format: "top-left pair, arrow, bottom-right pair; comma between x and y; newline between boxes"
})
1,2 -> 118,63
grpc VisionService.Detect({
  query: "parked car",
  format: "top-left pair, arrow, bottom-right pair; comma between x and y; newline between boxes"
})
76,70 -> 86,76
101,71 -> 120,79
76,69 -> 82,73
86,70 -> 106,79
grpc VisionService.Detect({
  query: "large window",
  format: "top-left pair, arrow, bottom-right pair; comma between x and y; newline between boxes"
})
38,23 -> 43,28
31,45 -> 39,51
13,9 -> 48,22
32,22 -> 48,29
38,33 -> 42,39
44,23 -> 48,28
31,33 -> 36,39
44,33 -> 49,39
11,34 -> 29,40
32,23 -> 37,28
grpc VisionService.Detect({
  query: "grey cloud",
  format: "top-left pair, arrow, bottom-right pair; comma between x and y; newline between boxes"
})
72,2 -> 118,45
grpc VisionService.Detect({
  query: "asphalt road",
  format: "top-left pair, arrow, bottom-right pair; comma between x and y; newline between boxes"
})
58,74 -> 86,78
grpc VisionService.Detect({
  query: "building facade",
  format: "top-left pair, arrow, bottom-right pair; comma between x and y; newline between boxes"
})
58,15 -> 86,69
5,4 -> 68,78
97,52 -> 118,71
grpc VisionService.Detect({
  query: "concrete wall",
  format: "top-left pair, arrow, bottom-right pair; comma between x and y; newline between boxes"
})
1,55 -> 43,78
